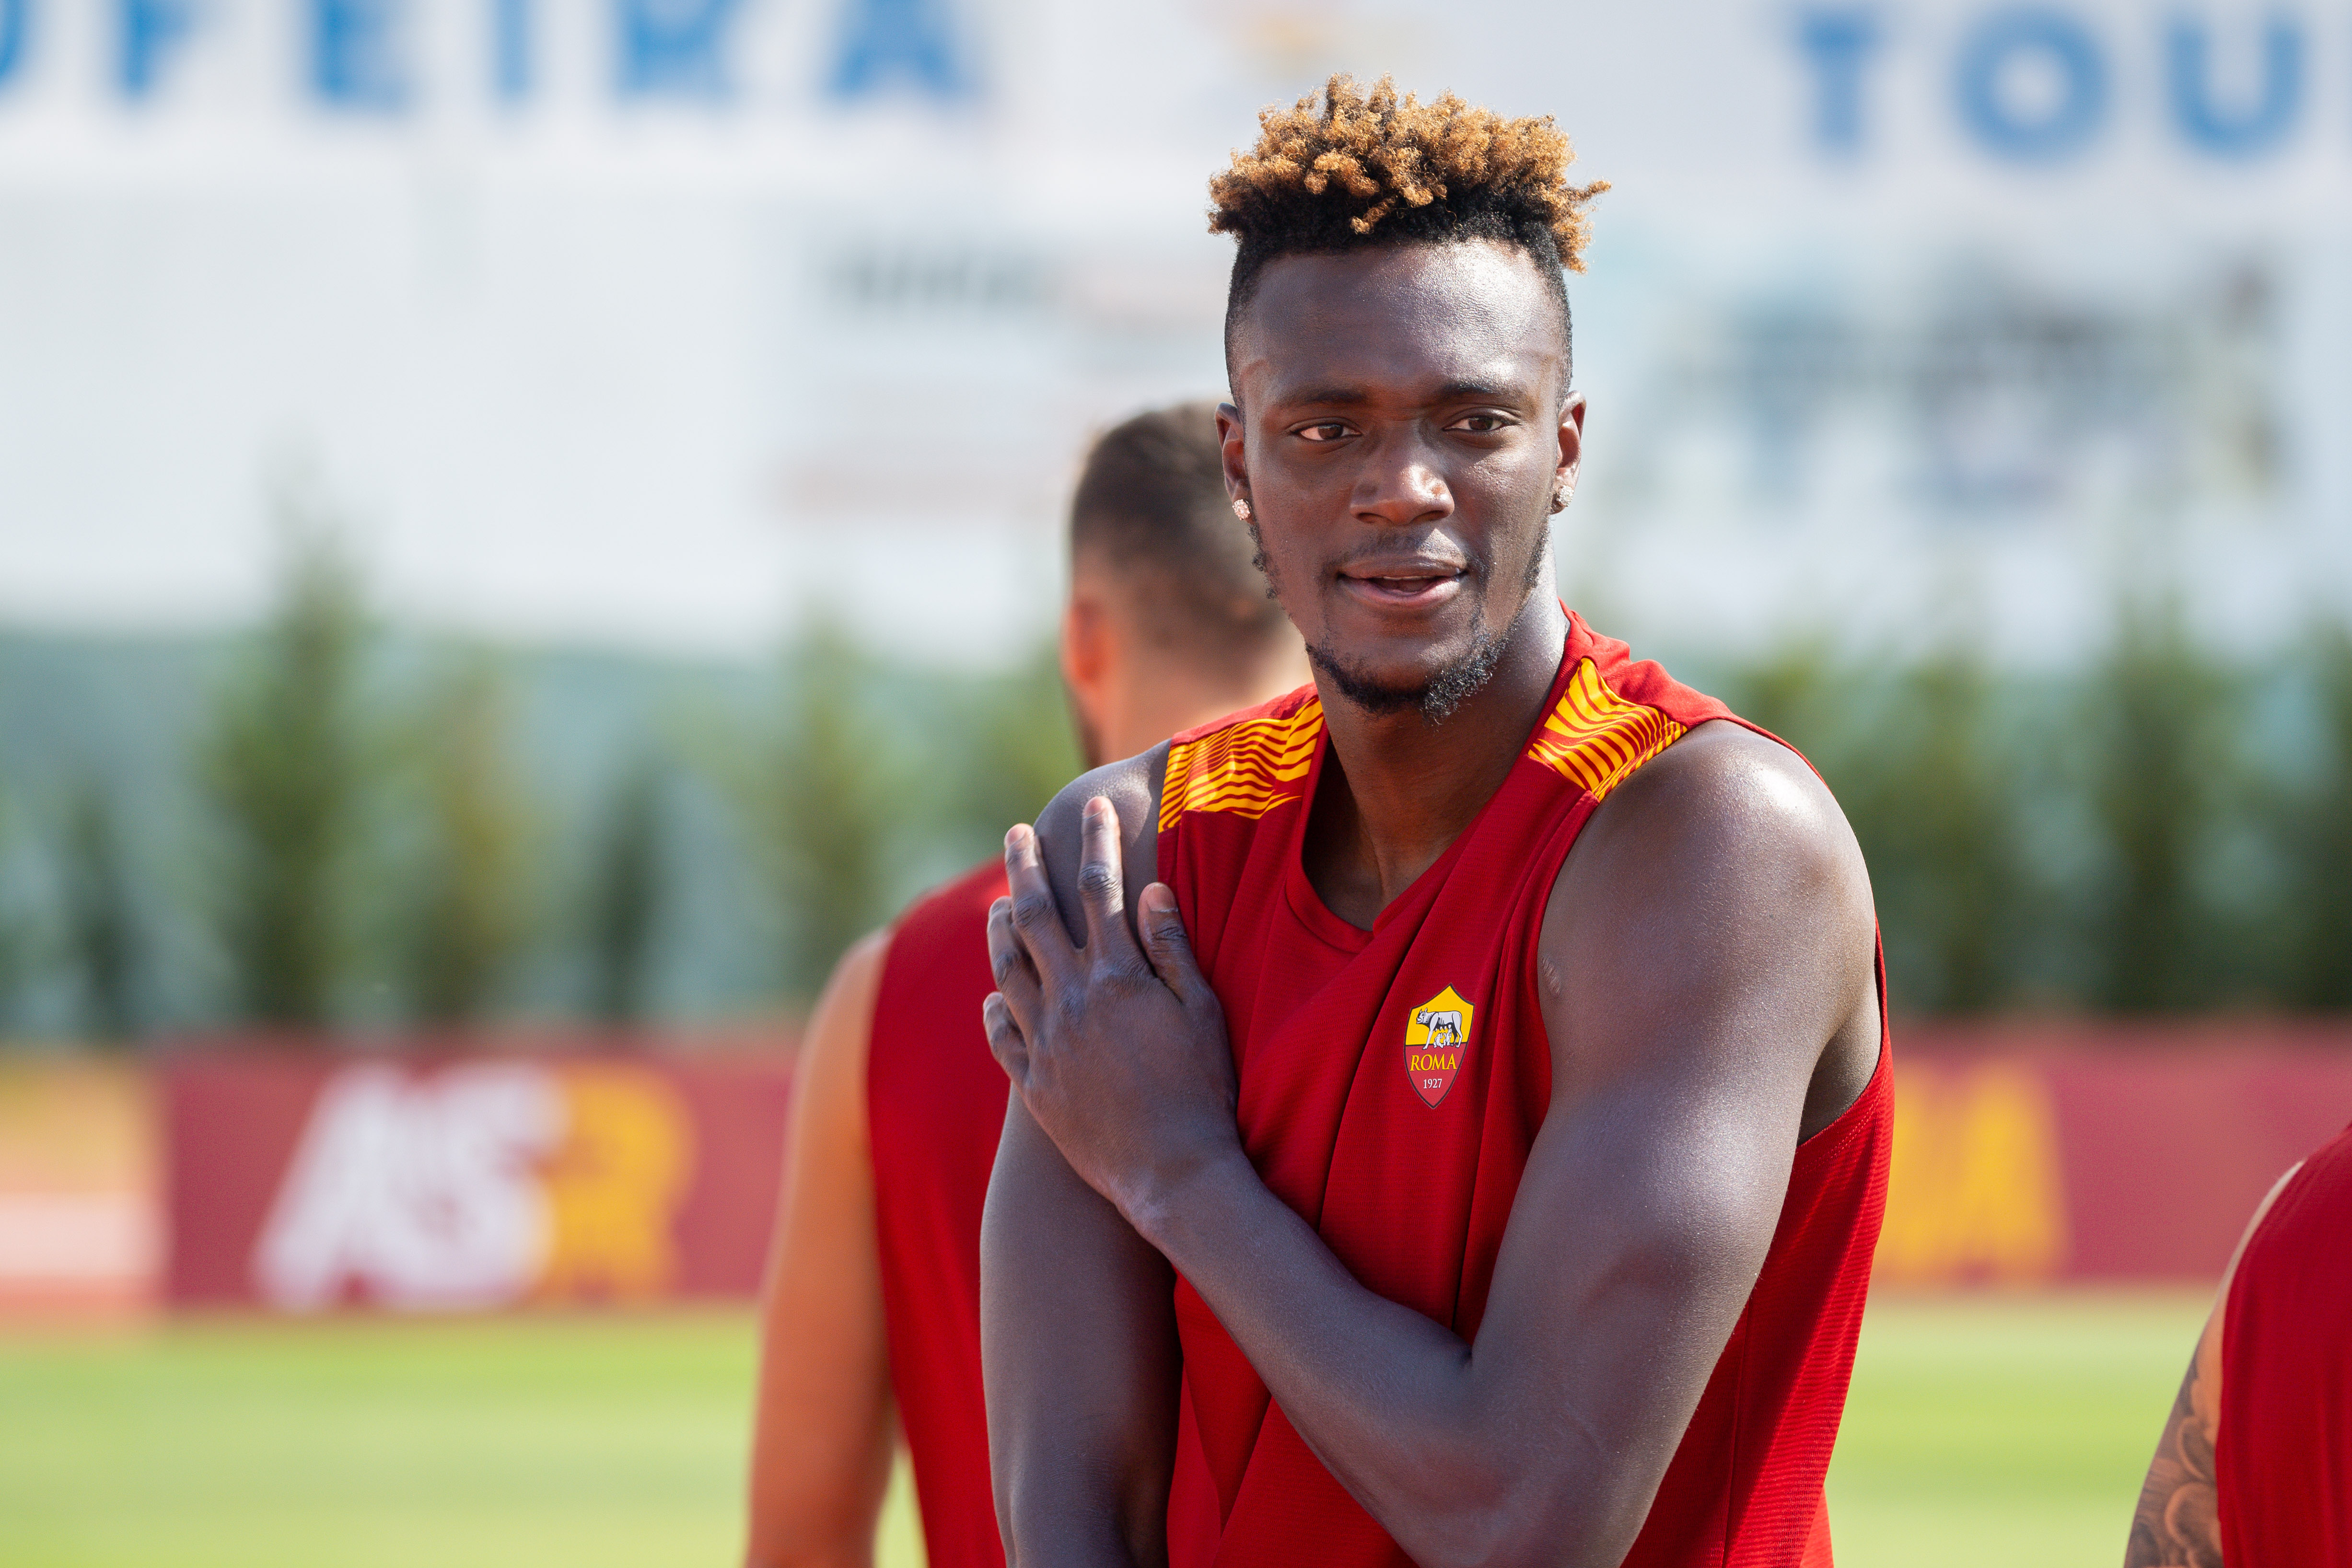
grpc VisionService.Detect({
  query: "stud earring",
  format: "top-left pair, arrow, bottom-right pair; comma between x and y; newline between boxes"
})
1549,481 -> 1571,515
1232,498 -> 1253,523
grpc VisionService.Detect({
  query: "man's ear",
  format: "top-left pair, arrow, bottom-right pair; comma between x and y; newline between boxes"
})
1555,392 -> 1588,496
1061,593 -> 1111,730
1216,401 -> 1250,510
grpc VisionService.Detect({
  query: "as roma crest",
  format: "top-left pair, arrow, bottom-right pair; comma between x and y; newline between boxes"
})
1404,986 -> 1474,1108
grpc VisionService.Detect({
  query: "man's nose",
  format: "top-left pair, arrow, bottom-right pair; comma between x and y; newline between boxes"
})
1351,436 -> 1452,527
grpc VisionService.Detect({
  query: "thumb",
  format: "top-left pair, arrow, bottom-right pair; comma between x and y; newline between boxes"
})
1137,883 -> 1206,999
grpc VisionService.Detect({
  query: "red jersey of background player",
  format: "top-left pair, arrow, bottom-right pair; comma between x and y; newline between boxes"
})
864,860 -> 1010,1568
1155,614 -> 1891,1568
2217,1119 -> 2352,1562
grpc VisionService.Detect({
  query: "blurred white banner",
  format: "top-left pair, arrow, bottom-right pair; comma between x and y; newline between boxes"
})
0,0 -> 2343,660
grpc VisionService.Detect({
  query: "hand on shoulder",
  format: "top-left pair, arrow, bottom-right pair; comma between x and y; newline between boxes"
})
985,749 -> 1240,1237
1027,742 -> 1172,941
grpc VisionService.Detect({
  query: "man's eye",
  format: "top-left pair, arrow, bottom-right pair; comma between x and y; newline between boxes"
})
1450,414 -> 1510,434
1296,422 -> 1352,443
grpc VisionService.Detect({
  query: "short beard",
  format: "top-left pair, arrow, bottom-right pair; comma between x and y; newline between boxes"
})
1306,619 -> 1508,726
1259,516 -> 1549,726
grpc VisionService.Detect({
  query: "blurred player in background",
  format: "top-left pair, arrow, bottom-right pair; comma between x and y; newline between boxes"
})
981,78 -> 1889,1568
2127,1120 -> 2352,1567
743,402 -> 1306,1568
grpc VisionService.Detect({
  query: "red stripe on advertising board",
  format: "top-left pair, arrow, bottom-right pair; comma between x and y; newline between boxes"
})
164,1057 -> 329,1306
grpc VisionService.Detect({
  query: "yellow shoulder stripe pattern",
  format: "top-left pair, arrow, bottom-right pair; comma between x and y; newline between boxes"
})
1158,698 -> 1324,832
1525,659 -> 1686,801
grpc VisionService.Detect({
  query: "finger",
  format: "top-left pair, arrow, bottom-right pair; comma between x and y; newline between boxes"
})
981,992 -> 1029,1083
987,896 -> 1044,1026
1002,823 -> 1080,988
1075,797 -> 1140,965
987,894 -> 1037,987
1136,882 -> 1209,1004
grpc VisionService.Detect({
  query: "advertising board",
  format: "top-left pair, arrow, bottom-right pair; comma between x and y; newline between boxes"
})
163,1051 -> 792,1310
1881,1023 -> 2352,1287
119,1024 -> 2352,1314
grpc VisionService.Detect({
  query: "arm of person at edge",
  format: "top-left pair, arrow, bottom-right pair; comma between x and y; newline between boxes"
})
979,722 -> 1880,1568
745,931 -> 897,1568
2122,1161 -> 2302,1568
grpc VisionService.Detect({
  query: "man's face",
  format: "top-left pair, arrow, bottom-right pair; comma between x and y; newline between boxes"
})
1221,239 -> 1583,721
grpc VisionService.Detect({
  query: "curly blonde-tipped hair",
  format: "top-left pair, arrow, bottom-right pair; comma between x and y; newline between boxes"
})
1210,74 -> 1605,268
1209,76 -> 1607,385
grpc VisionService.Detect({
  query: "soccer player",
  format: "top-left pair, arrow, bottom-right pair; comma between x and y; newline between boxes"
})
744,403 -> 1307,1568
980,79 -> 1892,1568
2126,1121 -> 2352,1566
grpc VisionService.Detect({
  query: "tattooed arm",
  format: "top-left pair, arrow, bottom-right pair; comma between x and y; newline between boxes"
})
2124,1311 -> 2224,1568
2123,1163 -> 2303,1568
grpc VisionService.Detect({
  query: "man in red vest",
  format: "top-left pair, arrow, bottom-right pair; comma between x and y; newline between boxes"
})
2126,1122 -> 2352,1566
743,404 -> 1304,1568
981,79 -> 1891,1567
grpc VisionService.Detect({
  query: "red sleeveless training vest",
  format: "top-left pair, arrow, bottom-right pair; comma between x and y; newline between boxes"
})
2219,1119 -> 2352,1565
867,859 -> 1013,1568
1155,612 -> 1892,1568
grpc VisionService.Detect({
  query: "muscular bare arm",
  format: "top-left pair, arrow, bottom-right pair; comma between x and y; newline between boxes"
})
745,932 -> 895,1568
979,750 -> 1185,1568
985,723 -> 1879,1568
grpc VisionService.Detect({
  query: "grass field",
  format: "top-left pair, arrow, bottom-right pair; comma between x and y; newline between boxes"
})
0,1293 -> 2206,1568
1828,1292 -> 2204,1567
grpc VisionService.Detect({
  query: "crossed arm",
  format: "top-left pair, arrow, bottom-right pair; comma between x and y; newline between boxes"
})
979,725 -> 1879,1568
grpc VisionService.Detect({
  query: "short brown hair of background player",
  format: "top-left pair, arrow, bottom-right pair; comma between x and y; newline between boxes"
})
1068,401 -> 1290,685
1209,74 -> 1608,392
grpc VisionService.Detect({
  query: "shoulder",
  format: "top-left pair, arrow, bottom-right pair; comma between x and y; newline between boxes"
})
1540,720 -> 1875,1091
886,857 -> 1010,963
1565,720 -> 1869,920
2238,1128 -> 2352,1271
1036,743 -> 1170,855
1031,743 -> 1173,941
806,930 -> 891,1060
789,928 -> 893,1135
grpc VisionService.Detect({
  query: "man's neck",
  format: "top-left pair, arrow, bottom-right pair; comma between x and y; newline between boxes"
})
1302,592 -> 1568,928
1098,674 -> 1304,770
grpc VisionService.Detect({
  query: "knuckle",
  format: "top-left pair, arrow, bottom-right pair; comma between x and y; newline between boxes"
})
1075,859 -> 1119,900
1048,982 -> 1089,1028
1099,966 -> 1154,1005
1010,891 -> 1057,931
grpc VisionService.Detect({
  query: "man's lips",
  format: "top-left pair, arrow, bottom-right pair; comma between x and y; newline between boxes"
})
1336,559 -> 1468,608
